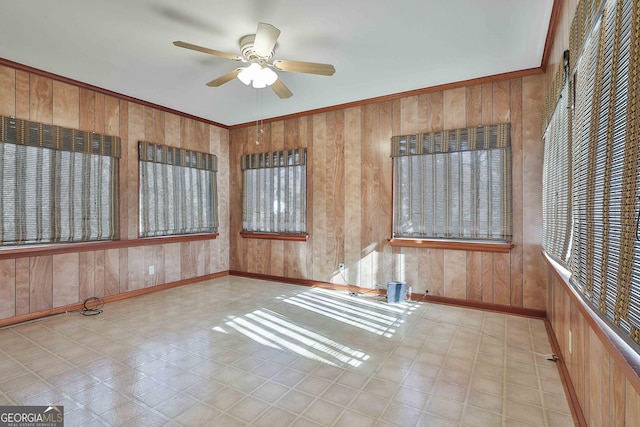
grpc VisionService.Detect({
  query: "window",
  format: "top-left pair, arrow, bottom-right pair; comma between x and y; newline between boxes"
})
0,116 -> 120,246
542,55 -> 572,267
543,0 -> 640,349
241,148 -> 307,235
391,123 -> 512,242
139,142 -> 218,237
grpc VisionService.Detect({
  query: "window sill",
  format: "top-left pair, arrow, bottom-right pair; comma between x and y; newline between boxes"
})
0,233 -> 219,260
240,231 -> 309,242
388,238 -> 513,253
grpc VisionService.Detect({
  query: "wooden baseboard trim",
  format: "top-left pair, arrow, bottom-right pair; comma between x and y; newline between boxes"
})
229,271 -> 546,319
418,295 -> 546,319
544,318 -> 587,426
0,271 -> 229,329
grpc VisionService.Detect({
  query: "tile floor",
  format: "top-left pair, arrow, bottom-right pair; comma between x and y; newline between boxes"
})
0,276 -> 574,426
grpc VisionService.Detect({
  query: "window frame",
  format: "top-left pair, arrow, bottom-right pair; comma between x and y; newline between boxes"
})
390,123 -> 513,251
138,141 -> 219,239
0,116 -> 121,247
241,148 -> 308,240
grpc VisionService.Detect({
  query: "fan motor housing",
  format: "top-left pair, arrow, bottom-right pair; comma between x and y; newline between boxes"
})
240,34 -> 273,61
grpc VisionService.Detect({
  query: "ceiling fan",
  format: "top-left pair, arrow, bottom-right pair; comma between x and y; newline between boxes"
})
173,22 -> 336,99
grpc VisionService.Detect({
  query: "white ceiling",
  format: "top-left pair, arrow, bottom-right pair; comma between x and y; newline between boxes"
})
0,0 -> 554,127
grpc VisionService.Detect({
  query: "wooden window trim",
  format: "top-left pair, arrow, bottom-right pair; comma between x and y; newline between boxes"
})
388,238 -> 513,253
0,233 -> 218,260
240,231 -> 309,242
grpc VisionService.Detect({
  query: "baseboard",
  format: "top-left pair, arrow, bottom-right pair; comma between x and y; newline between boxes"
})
228,270 -> 547,319
0,271 -> 229,329
545,319 -> 587,426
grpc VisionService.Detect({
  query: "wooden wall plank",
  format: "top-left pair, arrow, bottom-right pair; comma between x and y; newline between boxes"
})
481,83 -> 493,124
99,249 -> 120,296
118,248 -> 129,293
127,102 -> 144,240
153,244 -> 166,285
15,258 -> 30,316
510,78 -> 524,307
95,250 -> 105,298
143,245 -> 155,288
15,71 -> 29,120
79,88 -> 95,132
312,113 -> 328,280
360,104 -> 376,287
0,260 -> 16,318
95,93 -> 106,134
52,253 -> 79,307
0,65 -> 16,117
444,250 -> 466,299
482,252 -> 494,303
104,95 -> 120,136
610,357 -> 626,426
329,110 -> 346,282
429,249 -> 444,296
521,75 -> 546,310
79,251 -> 95,301
466,252 -> 483,301
443,87 -> 466,129
465,85 -> 483,126
377,101 -> 393,288
344,107 -> 362,285
164,243 -> 181,283
493,252 -> 511,305
626,380 -> 640,427
117,99 -> 128,240
128,246 -> 145,290
29,74 -> 52,123
492,80 -> 511,123
52,80 -> 79,129
30,255 -> 52,312
425,92 -> 444,132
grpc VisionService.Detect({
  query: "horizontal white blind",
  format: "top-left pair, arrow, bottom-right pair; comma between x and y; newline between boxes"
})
569,0 -> 640,347
391,124 -> 511,241
139,142 -> 218,237
543,80 -> 572,267
242,149 -> 307,234
0,116 -> 120,245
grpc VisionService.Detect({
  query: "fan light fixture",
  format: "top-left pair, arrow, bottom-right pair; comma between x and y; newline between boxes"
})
237,63 -> 278,88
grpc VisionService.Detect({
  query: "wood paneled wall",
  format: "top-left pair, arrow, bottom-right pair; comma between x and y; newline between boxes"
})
229,74 -> 548,310
540,0 -> 640,424
547,269 -> 640,425
0,64 -> 230,323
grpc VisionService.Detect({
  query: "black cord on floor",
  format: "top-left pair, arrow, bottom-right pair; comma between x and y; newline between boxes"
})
81,297 -> 104,316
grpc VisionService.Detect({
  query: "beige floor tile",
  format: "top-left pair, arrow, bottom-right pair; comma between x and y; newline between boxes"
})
302,398 -> 344,426
0,276 -> 574,427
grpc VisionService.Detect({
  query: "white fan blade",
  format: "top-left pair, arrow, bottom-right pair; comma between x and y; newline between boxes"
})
206,68 -> 243,87
173,41 -> 243,61
273,60 -> 335,76
253,22 -> 280,57
271,79 -> 293,99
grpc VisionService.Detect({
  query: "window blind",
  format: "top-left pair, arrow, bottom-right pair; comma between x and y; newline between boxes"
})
139,142 -> 218,237
0,116 -> 120,245
543,76 -> 572,267
569,0 -> 640,347
391,123 -> 511,241
241,149 -> 307,234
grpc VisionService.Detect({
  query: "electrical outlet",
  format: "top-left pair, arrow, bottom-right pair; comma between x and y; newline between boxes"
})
338,263 -> 345,273
424,290 -> 429,295
148,265 -> 155,275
